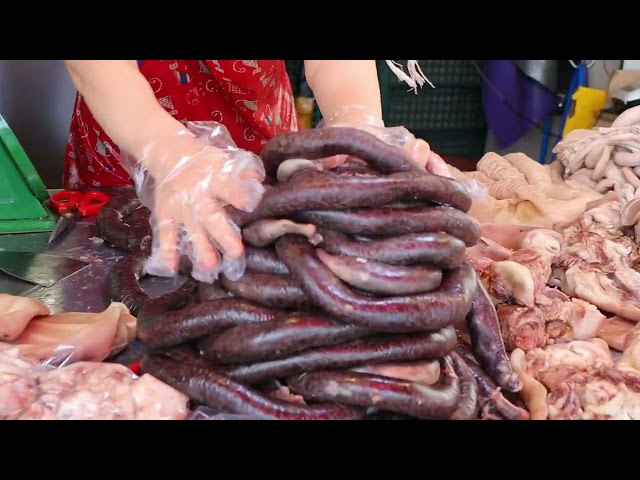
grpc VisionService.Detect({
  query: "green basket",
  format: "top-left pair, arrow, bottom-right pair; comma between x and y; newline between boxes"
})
385,85 -> 486,131
412,129 -> 488,158
379,60 -> 488,158
0,113 -> 57,234
286,60 -> 488,157
401,59 -> 484,88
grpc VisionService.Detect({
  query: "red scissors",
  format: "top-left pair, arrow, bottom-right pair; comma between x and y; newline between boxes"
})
48,190 -> 111,244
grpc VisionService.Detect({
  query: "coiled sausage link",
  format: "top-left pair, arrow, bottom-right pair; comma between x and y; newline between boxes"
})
287,356 -> 460,420
220,272 -> 308,310
137,298 -> 284,350
295,206 -> 480,246
199,312 -> 370,364
141,354 -> 364,420
259,127 -> 422,177
217,327 -> 457,385
276,235 -> 476,332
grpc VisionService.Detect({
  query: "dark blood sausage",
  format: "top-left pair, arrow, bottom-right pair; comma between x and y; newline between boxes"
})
224,207 -> 256,230
465,280 -> 522,393
163,344 -> 212,370
250,169 -> 472,217
287,356 -> 460,420
107,254 -> 149,314
245,247 -> 289,275
128,207 -> 153,251
275,235 -> 476,332
259,127 -> 422,177
220,272 -> 308,310
295,206 -> 480,247
316,249 -> 442,295
454,344 -> 529,421
198,281 -> 232,302
333,160 -> 379,176
319,230 -> 466,269
137,298 -> 284,350
448,351 -> 479,420
219,327 -> 457,385
97,190 -> 152,254
107,254 -> 198,316
97,207 -> 150,254
141,354 -> 364,420
163,346 -> 285,396
199,313 -> 370,364
225,171 -> 473,228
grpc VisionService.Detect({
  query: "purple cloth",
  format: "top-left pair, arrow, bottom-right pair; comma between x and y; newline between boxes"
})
482,60 -> 558,149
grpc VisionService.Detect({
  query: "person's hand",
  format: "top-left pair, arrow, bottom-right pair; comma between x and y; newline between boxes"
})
400,136 -> 453,178
319,105 -> 452,178
125,123 -> 266,283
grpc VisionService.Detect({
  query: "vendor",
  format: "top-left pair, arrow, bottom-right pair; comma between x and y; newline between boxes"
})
63,60 -> 441,282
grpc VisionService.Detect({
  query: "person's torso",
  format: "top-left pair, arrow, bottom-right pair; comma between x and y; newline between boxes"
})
64,60 -> 298,189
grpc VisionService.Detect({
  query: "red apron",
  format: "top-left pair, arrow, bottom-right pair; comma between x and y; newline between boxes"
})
63,60 -> 298,189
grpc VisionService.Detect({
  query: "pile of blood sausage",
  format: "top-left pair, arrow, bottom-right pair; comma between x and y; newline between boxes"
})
100,127 -> 529,420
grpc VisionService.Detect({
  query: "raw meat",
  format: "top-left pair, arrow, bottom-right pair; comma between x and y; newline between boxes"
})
490,261 -> 536,307
452,149 -> 640,420
598,316 -> 635,351
554,197 -> 640,321
620,321 -> 640,371
0,294 -> 136,363
452,151 -> 601,230
0,345 -> 189,420
479,223 -> 537,250
448,164 -> 552,228
537,297 -> 606,343
0,345 -> 39,419
0,294 -> 50,341
11,303 -> 136,363
504,152 -> 582,200
511,339 -> 640,420
547,363 -> 640,420
497,305 -> 547,351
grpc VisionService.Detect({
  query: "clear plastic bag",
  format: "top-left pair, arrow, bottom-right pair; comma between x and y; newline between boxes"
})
120,121 -> 266,284
319,105 -> 452,178
0,293 -> 137,365
0,344 -> 190,420
461,177 -> 489,202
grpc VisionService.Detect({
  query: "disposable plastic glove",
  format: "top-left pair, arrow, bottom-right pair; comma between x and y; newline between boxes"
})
320,105 -> 453,178
122,122 -> 266,283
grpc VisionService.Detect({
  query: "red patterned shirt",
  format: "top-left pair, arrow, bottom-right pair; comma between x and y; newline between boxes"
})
63,60 -> 298,189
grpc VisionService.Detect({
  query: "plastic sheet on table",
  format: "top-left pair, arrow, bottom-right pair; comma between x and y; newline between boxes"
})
188,406 -> 273,420
0,343 -> 190,420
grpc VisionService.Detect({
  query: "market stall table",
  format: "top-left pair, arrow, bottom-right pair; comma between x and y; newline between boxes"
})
0,188 -> 185,366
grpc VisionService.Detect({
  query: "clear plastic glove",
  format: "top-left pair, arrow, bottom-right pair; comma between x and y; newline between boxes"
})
121,122 -> 266,283
319,105 -> 453,178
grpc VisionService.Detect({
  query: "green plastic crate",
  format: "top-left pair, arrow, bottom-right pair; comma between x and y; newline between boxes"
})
390,59 -> 484,88
412,129 -> 488,158
0,113 -> 57,234
379,60 -> 488,158
287,60 -> 488,157
385,85 -> 486,131
285,60 -> 305,97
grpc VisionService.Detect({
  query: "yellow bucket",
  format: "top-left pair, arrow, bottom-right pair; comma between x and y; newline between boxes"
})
562,86 -> 607,137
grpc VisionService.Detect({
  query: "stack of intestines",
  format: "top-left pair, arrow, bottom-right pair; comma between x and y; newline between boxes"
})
100,127 -> 528,420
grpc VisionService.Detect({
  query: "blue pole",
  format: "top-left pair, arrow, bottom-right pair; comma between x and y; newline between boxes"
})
550,62 -> 588,162
539,115 -> 554,164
